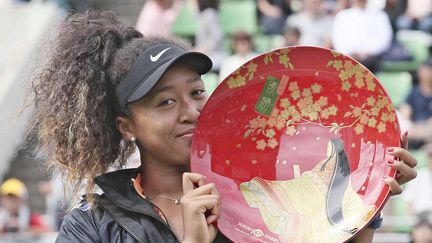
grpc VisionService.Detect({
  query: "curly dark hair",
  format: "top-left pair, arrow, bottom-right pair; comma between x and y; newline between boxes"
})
27,11 -> 191,203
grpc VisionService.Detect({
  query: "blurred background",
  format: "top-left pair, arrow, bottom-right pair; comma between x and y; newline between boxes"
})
1,0 -> 432,242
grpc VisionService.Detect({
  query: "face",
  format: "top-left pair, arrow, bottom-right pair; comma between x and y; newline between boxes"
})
412,222 -> 432,243
122,64 -> 208,167
1,195 -> 22,213
305,0 -> 322,14
418,65 -> 432,87
284,31 -> 300,46
234,39 -> 252,55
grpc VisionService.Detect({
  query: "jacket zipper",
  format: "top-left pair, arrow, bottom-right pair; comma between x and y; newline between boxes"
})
98,186 -> 181,243
101,206 -> 146,243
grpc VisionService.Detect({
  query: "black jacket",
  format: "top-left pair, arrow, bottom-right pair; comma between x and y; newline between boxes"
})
56,168 -> 231,243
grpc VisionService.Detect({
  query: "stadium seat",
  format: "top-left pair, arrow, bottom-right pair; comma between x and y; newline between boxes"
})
202,72 -> 220,95
171,2 -> 197,39
392,197 -> 414,232
253,34 -> 285,53
375,71 -> 413,107
219,0 -> 258,35
380,30 -> 432,72
409,149 -> 428,169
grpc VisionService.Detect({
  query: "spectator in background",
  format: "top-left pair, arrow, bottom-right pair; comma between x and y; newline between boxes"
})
377,0 -> 413,62
285,0 -> 333,48
403,143 -> 432,221
0,178 -> 46,234
383,0 -> 407,32
257,0 -> 292,35
400,59 -> 432,149
410,219 -> 432,243
38,174 -> 67,231
0,178 -> 30,234
135,0 -> 182,37
219,31 -> 257,81
331,0 -> 393,73
283,25 -> 301,46
194,0 -> 225,71
396,0 -> 432,33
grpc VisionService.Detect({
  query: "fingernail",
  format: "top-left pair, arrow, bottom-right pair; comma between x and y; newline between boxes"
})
387,147 -> 395,152
382,175 -> 389,180
387,159 -> 395,165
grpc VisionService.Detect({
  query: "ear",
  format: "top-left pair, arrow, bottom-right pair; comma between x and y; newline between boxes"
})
116,116 -> 135,142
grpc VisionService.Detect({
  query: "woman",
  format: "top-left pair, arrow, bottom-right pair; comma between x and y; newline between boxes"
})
240,139 -> 373,242
28,11 -> 416,243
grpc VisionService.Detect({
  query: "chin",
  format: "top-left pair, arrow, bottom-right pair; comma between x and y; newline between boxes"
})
171,153 -> 190,167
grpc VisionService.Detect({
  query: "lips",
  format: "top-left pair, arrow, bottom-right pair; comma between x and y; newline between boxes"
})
177,127 -> 195,138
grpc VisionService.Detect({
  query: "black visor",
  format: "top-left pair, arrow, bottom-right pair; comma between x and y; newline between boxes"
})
116,44 -> 213,111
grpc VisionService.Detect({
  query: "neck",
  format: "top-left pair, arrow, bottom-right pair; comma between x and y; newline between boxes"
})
139,160 -> 186,197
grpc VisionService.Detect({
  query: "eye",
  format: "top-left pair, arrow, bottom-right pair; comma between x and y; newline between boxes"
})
159,99 -> 175,106
191,89 -> 206,97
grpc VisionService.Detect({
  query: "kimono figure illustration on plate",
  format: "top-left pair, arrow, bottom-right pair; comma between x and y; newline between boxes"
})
240,138 -> 376,242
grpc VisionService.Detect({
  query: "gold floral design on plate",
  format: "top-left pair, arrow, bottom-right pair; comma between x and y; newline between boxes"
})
264,48 -> 294,69
227,61 -> 258,89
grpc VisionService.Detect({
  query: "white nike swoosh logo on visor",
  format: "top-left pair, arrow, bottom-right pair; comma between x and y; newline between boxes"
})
150,47 -> 171,62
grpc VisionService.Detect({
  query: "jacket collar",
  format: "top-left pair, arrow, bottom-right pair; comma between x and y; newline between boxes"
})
94,167 -> 160,218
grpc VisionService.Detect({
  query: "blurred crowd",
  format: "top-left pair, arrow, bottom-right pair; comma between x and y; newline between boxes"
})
2,0 -> 432,242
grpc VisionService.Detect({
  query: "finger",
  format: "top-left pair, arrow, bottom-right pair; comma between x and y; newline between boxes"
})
206,192 -> 221,225
206,197 -> 221,225
208,224 -> 218,242
387,147 -> 417,168
182,195 -> 220,213
181,195 -> 219,243
206,214 -> 219,225
386,158 -> 417,185
182,172 -> 206,194
185,183 -> 219,198
400,130 -> 409,150
383,176 -> 403,195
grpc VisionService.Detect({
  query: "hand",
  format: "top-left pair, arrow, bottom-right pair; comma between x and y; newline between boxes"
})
354,131 -> 418,242
181,173 -> 220,243
383,131 -> 417,195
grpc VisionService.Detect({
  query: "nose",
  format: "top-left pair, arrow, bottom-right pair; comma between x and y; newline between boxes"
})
179,99 -> 201,124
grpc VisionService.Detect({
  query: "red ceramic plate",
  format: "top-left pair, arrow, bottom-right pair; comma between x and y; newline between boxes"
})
191,46 -> 400,243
